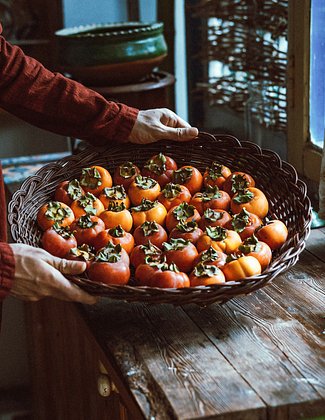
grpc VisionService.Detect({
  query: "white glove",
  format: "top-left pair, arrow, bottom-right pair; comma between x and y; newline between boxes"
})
9,244 -> 97,305
128,108 -> 199,144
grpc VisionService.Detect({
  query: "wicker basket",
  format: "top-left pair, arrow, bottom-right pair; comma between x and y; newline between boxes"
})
8,132 -> 312,306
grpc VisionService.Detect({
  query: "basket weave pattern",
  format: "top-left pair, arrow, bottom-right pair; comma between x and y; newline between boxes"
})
8,133 -> 312,305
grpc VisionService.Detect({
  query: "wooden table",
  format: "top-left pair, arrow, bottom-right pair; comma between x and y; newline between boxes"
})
26,228 -> 325,419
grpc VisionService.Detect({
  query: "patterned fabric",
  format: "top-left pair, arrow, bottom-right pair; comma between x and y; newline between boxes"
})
0,164 -> 15,309
0,21 -> 139,303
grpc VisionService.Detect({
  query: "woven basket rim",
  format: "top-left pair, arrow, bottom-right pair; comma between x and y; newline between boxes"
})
8,132 -> 312,305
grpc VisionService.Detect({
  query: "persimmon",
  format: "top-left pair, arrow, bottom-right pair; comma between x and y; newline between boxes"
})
88,243 -> 130,285
93,225 -> 135,254
203,162 -> 232,189
98,185 -> 130,209
163,238 -> 198,273
226,208 -> 262,240
131,199 -> 167,228
37,201 -> 75,231
165,202 -> 201,232
54,179 -> 85,206
135,260 -> 190,288
255,219 -> 288,250
199,208 -> 232,230
70,214 -> 105,246
80,165 -> 112,196
66,244 -> 95,269
237,235 -> 272,270
172,165 -> 203,195
157,183 -> 191,211
231,187 -> 269,219
169,220 -> 203,244
190,186 -> 231,215
128,175 -> 161,206
113,161 -> 140,191
99,202 -> 133,232
196,226 -> 242,254
130,241 -> 162,268
133,221 -> 168,249
134,261 -> 160,286
222,255 -> 262,281
41,223 -> 77,258
142,153 -> 177,187
223,172 -> 255,197
189,263 -> 226,286
70,192 -> 105,219
193,246 -> 227,269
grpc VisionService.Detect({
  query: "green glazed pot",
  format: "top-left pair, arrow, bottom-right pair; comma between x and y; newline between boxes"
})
55,22 -> 168,86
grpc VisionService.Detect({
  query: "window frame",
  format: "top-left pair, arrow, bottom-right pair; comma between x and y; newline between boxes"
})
287,0 -> 322,182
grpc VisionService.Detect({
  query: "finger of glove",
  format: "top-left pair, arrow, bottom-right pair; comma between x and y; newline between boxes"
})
50,257 -> 87,275
159,111 -> 191,129
161,126 -> 199,141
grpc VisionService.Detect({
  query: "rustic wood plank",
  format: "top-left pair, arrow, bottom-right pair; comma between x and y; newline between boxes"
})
183,290 -> 325,419
26,299 -> 143,420
264,252 -> 325,336
80,300 -> 266,420
229,292 -> 325,404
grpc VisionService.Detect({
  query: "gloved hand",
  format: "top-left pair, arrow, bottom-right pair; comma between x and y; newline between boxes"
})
9,244 -> 97,305
128,108 -> 199,144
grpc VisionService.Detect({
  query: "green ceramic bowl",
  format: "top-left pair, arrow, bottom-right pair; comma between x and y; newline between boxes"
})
55,22 -> 168,86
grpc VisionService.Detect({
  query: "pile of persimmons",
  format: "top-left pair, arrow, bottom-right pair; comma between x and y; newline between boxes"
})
36,153 -> 288,288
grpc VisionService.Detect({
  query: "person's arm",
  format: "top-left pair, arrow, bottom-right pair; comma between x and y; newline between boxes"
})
1,243 -> 97,303
0,165 -> 96,304
0,26 -> 198,145
7,244 -> 96,304
0,31 -> 138,146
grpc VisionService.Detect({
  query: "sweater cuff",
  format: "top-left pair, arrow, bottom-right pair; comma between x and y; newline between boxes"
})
105,103 -> 139,143
0,243 -> 15,301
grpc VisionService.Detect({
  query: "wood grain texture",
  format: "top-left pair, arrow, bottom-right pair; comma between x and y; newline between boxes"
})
184,291 -> 325,419
26,299 -> 143,420
80,301 -> 266,420
264,252 -> 325,336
